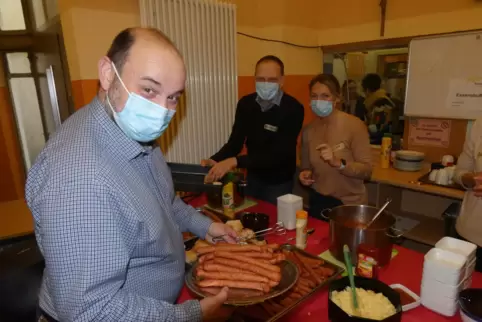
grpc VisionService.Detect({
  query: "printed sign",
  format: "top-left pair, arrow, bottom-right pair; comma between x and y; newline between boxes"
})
408,119 -> 451,147
446,78 -> 482,110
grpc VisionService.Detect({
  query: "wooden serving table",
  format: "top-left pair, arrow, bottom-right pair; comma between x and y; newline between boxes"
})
367,162 -> 464,246
178,195 -> 481,322
371,164 -> 464,200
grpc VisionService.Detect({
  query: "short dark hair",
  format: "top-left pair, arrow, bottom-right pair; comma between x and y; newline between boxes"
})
106,28 -> 136,73
105,27 -> 178,73
255,55 -> 284,76
362,73 -> 382,92
309,74 -> 341,97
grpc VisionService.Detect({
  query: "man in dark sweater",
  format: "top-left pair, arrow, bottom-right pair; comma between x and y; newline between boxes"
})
201,55 -> 304,204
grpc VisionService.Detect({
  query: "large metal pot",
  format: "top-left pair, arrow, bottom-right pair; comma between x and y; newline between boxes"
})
321,205 -> 402,266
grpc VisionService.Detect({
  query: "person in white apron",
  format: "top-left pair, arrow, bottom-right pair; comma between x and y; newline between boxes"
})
454,118 -> 482,272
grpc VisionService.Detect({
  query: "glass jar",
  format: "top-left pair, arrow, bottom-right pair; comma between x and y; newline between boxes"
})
356,243 -> 380,279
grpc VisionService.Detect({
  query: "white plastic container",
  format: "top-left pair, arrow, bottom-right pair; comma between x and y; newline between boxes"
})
423,248 -> 467,285
435,237 -> 477,262
421,274 -> 471,299
277,194 -> 303,230
390,284 -> 421,312
466,258 -> 476,279
421,293 -> 458,317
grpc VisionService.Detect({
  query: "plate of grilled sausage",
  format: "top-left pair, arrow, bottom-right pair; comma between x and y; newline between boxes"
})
185,243 -> 299,306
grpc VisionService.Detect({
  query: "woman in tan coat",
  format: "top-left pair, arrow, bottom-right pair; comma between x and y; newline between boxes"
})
299,74 -> 372,220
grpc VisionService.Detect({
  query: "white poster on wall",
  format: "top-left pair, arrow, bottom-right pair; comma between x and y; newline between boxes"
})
446,78 -> 482,110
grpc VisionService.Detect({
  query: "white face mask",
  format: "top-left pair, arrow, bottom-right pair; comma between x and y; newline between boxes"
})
107,63 -> 175,142
256,82 -> 279,101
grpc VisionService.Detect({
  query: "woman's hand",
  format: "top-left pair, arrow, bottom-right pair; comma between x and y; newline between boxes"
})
316,144 -> 341,168
299,170 -> 315,186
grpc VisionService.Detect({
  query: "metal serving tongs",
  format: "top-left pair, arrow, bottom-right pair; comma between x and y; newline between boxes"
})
212,222 -> 287,244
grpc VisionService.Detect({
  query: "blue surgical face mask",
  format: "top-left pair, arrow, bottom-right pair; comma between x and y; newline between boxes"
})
107,63 -> 175,142
256,82 -> 279,101
311,100 -> 333,117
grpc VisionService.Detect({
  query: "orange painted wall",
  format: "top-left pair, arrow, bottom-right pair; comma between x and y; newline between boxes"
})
71,79 -> 99,110
0,58 -> 25,202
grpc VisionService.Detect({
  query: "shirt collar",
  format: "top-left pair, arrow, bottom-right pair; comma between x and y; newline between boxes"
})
256,90 -> 284,111
89,96 -> 151,160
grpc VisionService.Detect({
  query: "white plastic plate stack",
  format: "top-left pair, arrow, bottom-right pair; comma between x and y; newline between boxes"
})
435,237 -> 477,279
420,237 -> 477,317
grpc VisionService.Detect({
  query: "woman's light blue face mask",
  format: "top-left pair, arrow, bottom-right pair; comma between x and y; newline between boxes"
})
107,63 -> 175,142
310,100 -> 333,117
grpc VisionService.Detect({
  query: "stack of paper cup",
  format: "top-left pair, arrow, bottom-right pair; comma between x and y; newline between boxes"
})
420,237 -> 477,317
277,194 -> 303,230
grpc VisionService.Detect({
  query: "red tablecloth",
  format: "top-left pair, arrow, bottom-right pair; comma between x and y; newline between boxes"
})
179,196 -> 482,321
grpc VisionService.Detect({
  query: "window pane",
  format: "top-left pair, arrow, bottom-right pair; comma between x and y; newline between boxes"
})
32,0 -> 47,30
9,77 -> 45,170
0,0 -> 26,31
6,52 -> 31,73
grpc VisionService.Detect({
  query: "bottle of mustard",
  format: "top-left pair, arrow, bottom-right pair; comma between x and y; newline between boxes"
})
380,134 -> 392,169
222,173 -> 235,219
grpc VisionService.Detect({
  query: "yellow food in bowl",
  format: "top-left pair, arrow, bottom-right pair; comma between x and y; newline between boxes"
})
331,287 -> 396,320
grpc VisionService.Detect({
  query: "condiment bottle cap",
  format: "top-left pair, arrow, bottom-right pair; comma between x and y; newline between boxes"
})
296,210 -> 308,219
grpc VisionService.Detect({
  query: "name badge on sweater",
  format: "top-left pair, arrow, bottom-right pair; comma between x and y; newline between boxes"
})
264,124 -> 278,132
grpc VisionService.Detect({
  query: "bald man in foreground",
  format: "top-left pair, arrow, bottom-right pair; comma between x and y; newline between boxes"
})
26,28 -> 236,322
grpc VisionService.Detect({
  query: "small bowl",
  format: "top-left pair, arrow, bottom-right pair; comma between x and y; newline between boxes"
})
390,284 -> 420,312
328,276 -> 402,322
459,288 -> 482,322
239,212 -> 269,240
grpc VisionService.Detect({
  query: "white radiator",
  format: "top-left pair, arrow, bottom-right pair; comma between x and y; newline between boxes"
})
139,0 -> 238,164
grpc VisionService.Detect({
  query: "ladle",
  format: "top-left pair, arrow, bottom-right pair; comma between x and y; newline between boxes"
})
364,198 -> 392,229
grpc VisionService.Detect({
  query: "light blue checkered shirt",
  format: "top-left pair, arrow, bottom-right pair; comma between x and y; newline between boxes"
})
25,97 -> 212,322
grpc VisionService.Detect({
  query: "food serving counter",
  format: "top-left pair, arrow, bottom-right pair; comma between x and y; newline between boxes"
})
179,195 -> 482,322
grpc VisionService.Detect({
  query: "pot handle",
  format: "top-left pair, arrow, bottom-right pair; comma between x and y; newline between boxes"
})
320,208 -> 332,220
386,227 -> 404,238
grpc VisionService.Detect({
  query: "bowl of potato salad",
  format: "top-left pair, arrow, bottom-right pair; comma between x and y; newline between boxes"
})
328,276 -> 402,322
